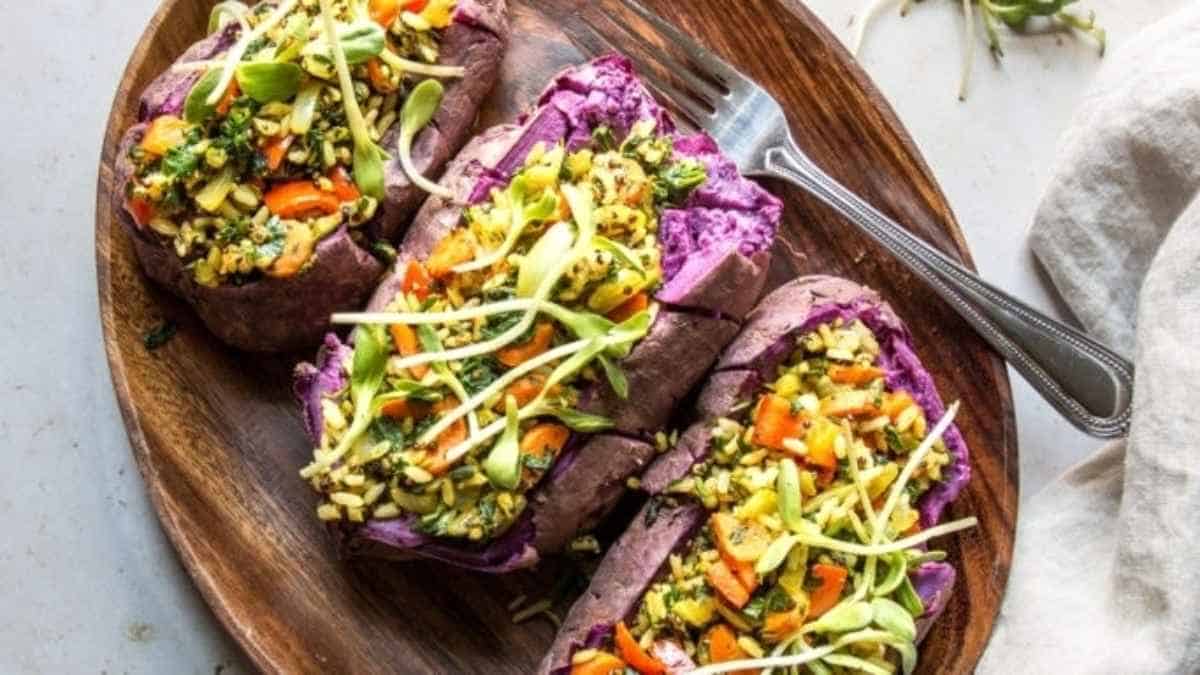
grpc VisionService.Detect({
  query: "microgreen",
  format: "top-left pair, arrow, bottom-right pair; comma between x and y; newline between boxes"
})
234,62 -> 303,103
301,19 -> 385,65
482,395 -> 521,489
453,176 -> 559,273
397,79 -> 451,198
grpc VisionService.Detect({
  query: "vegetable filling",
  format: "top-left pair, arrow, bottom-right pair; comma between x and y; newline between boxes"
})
574,318 -> 976,675
124,0 -> 461,286
301,121 -> 709,542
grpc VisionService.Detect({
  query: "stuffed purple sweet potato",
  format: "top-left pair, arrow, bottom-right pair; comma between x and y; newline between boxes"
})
541,276 -> 975,675
293,55 -> 783,572
114,0 -> 508,351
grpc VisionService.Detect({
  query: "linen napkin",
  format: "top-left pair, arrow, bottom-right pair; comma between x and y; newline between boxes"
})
978,5 -> 1200,674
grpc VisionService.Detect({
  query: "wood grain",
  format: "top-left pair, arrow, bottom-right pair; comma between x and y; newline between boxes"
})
96,1 -> 1018,672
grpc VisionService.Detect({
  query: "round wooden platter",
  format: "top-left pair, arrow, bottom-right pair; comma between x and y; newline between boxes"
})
96,0 -> 1018,672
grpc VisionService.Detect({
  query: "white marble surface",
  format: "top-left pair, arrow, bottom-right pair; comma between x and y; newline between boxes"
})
0,1 -> 1181,672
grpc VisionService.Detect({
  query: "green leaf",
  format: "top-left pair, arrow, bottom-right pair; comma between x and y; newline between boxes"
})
597,355 -> 629,399
807,601 -> 873,635
755,534 -> 799,575
302,19 -> 385,65
369,383 -> 445,415
895,574 -> 925,618
870,597 -> 916,642
353,139 -> 387,200
208,1 -> 249,35
592,235 -> 646,275
401,79 -> 445,139
872,552 -> 908,597
605,309 -> 653,359
541,407 -> 614,433
235,62 -> 303,103
777,458 -> 805,532
351,325 -> 389,411
821,654 -> 891,675
516,221 -> 575,298
483,396 -> 521,490
274,13 -> 311,64
184,69 -> 223,124
289,80 -> 322,135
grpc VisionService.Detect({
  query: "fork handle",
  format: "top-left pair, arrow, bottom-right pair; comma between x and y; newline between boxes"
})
761,143 -> 1134,438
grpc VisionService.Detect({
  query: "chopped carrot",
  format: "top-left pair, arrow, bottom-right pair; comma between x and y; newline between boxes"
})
497,322 -> 555,368
807,564 -> 848,618
405,0 -> 430,10
328,166 -> 362,203
553,188 -> 572,221
710,512 -> 770,563
607,292 -> 649,323
141,115 -> 191,155
881,391 -> 915,420
366,58 -> 397,93
706,559 -> 751,609
426,230 -> 475,279
505,373 -> 549,407
751,394 -> 807,450
704,624 -> 755,675
803,419 -> 840,471
569,651 -> 626,675
263,181 -> 340,219
520,423 -> 570,457
389,323 -> 429,379
425,396 -> 465,476
379,397 -> 431,420
828,364 -> 885,385
819,390 -> 880,418
368,0 -> 401,26
215,80 -> 240,116
903,520 -> 922,537
126,197 -> 154,227
720,550 -> 758,596
399,259 -> 433,301
763,608 -> 805,642
614,621 -> 666,675
262,134 -> 293,171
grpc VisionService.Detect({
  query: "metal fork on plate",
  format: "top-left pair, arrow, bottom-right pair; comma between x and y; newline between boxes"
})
561,0 -> 1134,438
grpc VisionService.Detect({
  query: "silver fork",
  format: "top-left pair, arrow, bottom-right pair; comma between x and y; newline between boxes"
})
562,0 -> 1134,438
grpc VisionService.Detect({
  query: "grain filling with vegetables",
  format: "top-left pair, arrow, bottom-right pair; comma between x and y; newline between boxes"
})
574,319 -> 976,675
300,121 -> 708,540
123,0 -> 463,287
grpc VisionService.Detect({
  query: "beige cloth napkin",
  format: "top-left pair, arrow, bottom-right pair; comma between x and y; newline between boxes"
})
979,5 -> 1200,674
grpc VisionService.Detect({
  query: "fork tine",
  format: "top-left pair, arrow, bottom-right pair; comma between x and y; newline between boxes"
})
570,14 -> 716,125
585,8 -> 728,104
618,0 -> 751,88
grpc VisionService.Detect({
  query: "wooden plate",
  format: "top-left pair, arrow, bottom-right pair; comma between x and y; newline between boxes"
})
96,0 -> 1018,672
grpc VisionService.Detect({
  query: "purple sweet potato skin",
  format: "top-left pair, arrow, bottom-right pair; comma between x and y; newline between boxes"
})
114,1 -> 507,352
301,56 -> 780,571
539,500 -> 707,675
543,276 -> 973,671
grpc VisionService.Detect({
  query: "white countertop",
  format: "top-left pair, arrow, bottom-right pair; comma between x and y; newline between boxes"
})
0,1 -> 1181,672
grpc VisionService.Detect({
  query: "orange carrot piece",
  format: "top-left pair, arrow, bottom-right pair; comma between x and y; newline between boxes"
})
263,134 -> 293,171
706,560 -> 751,609
606,292 -> 649,324
722,552 -> 759,596
263,181 -> 340,219
368,0 -> 401,25
520,423 -> 570,457
704,624 -> 755,675
426,230 -> 475,279
569,651 -> 626,675
425,396 -> 464,476
497,322 -> 555,368
329,166 -> 361,203
828,364 -> 885,385
141,115 -> 191,155
366,58 -> 398,93
398,259 -> 433,301
807,564 -> 848,618
215,80 -> 240,116
614,622 -> 666,675
379,398 -> 431,421
763,608 -> 805,642
126,197 -> 155,227
505,373 -> 548,407
751,394 -> 807,450
389,323 -> 429,379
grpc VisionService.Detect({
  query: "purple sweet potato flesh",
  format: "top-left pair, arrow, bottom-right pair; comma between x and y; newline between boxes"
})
301,55 -> 781,570
539,501 -> 706,675
114,1 -> 507,352
544,276 -> 973,671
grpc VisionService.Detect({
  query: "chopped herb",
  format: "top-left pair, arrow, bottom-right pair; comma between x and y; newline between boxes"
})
161,146 -> 200,179
522,453 -> 553,472
459,355 -> 501,396
591,125 -> 616,151
143,321 -> 177,351
653,159 -> 707,206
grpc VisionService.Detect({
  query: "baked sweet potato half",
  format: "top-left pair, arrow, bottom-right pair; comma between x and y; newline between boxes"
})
113,0 -> 508,351
542,276 -> 974,675
293,55 -> 783,571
